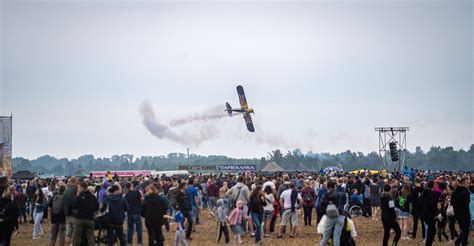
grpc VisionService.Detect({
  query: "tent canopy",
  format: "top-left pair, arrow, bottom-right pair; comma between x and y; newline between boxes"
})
323,166 -> 341,173
261,162 -> 285,172
12,170 -> 35,180
74,169 -> 88,177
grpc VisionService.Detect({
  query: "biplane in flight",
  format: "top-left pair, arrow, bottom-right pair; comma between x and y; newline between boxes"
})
225,85 -> 255,132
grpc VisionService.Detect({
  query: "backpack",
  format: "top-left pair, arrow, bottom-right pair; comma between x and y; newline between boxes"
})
304,190 -> 315,203
52,194 -> 64,216
168,187 -> 180,209
326,203 -> 339,218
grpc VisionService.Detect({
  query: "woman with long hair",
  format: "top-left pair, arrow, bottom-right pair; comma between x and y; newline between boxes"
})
32,187 -> 47,239
301,180 -> 316,226
397,184 -> 411,240
262,185 -> 274,237
0,187 -> 19,246
248,185 -> 265,244
445,185 -> 458,242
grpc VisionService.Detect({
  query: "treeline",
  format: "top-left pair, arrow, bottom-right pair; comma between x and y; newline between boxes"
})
11,144 -> 473,176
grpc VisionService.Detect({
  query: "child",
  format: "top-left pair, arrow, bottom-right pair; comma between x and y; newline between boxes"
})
228,200 -> 245,244
216,199 -> 230,244
164,209 -> 188,246
350,189 -> 363,206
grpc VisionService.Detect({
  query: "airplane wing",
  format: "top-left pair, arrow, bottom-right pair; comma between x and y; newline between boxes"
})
236,85 -> 248,109
243,113 -> 255,132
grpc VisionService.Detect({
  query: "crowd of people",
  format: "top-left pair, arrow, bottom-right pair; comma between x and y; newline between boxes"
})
0,167 -> 471,246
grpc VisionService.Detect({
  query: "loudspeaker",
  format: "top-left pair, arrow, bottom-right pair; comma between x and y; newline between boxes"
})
389,142 -> 399,162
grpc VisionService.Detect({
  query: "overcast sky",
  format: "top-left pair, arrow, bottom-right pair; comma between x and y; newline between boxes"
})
1,0 -> 472,159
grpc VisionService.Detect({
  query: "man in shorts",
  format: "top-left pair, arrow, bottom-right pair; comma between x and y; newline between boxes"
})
278,182 -> 303,238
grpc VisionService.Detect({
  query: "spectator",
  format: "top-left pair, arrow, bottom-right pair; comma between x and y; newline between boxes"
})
176,182 -> 193,240
215,199 -> 229,244
102,184 -> 128,246
141,184 -> 168,246
370,177 -> 381,220
444,185 -> 458,242
228,200 -> 245,244
301,180 -> 316,226
72,181 -> 99,246
49,184 -> 66,246
319,181 -> 344,246
125,182 -> 143,246
207,178 -> 219,215
419,180 -> 437,246
0,186 -> 19,246
262,185 -> 274,236
226,176 -> 253,236
16,188 -> 28,224
315,181 -> 327,223
380,184 -> 401,246
187,179 -> 200,232
32,188 -> 47,239
397,184 -> 411,240
248,185 -> 265,244
451,177 -> 471,246
410,177 -> 425,239
278,182 -> 303,239
63,177 -> 77,246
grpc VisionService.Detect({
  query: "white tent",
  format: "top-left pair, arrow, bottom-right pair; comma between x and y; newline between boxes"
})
261,162 -> 285,172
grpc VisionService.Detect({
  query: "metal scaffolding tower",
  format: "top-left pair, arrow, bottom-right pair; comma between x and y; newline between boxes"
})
375,127 -> 409,171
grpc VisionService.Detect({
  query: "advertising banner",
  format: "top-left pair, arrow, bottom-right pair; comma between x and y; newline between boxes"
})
218,165 -> 257,172
0,116 -> 12,177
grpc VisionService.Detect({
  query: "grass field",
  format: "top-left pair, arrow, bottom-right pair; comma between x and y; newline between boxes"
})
10,210 -> 472,246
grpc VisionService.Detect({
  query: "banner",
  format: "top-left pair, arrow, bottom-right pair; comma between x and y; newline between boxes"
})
218,165 -> 257,172
178,165 -> 216,171
0,116 -> 12,177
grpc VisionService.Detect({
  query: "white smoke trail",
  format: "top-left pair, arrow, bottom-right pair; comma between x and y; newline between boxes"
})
139,101 -> 220,146
169,105 -> 227,127
139,101 -> 302,149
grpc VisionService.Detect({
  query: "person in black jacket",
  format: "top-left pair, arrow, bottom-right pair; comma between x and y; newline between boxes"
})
102,185 -> 128,246
419,180 -> 437,246
0,186 -> 19,246
141,184 -> 168,246
176,182 -> 193,240
72,182 -> 99,246
451,177 -> 471,246
49,184 -> 67,246
410,178 -> 424,239
124,182 -> 143,245
380,184 -> 401,246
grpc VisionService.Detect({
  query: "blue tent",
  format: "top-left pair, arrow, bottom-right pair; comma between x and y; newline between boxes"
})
323,166 -> 341,173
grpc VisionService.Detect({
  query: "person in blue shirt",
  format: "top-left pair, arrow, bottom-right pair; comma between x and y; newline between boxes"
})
187,179 -> 200,232
167,209 -> 187,246
315,181 -> 327,224
349,189 -> 363,206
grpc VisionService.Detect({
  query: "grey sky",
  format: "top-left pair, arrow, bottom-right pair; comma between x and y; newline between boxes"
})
1,0 -> 472,159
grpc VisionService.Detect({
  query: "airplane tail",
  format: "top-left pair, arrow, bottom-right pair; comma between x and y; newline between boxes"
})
225,102 -> 232,116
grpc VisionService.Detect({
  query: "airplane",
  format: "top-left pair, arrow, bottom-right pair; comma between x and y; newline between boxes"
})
226,85 -> 255,132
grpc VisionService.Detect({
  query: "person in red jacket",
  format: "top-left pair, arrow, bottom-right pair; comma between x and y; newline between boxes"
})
301,180 -> 316,226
